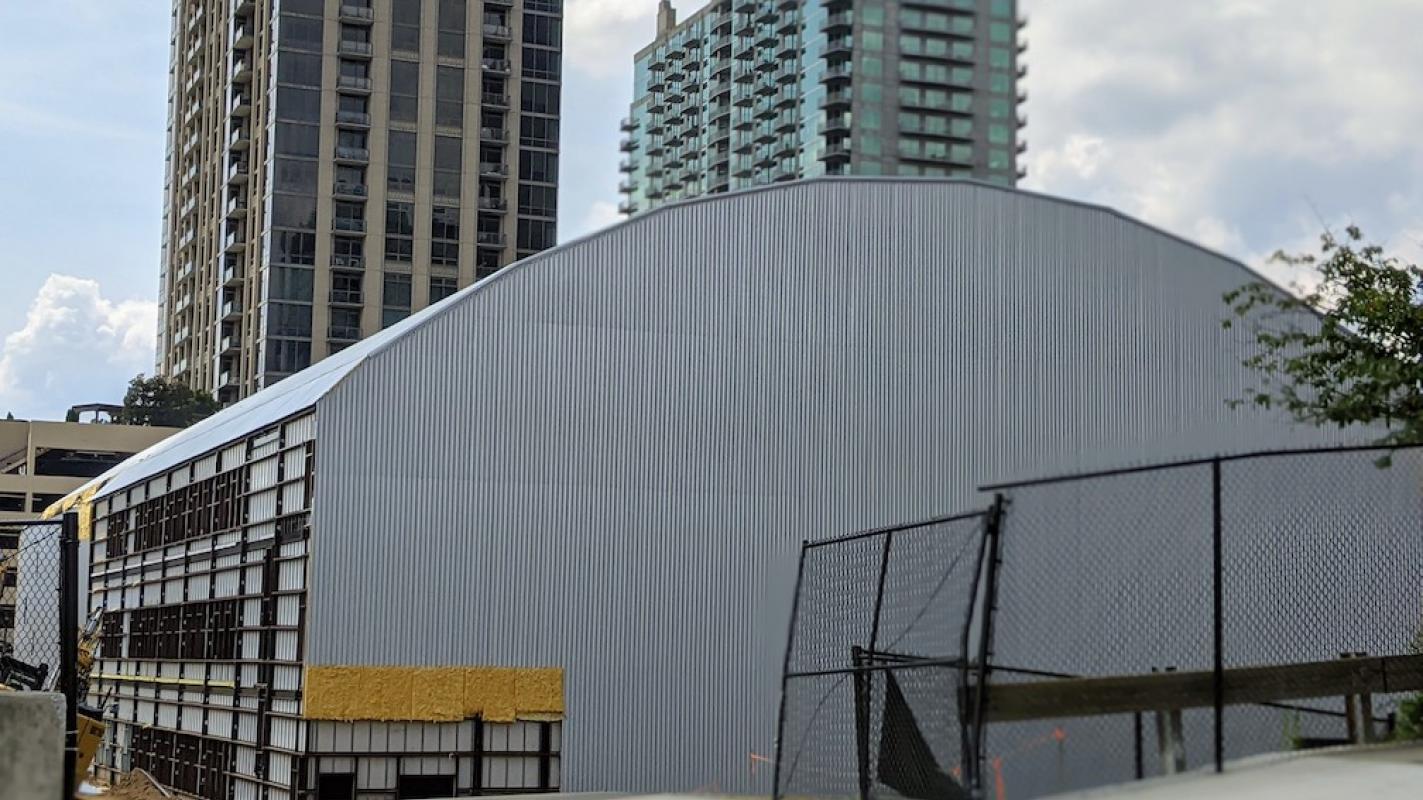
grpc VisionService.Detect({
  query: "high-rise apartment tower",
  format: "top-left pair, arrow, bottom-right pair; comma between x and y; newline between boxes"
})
159,0 -> 564,402
618,0 -> 1024,214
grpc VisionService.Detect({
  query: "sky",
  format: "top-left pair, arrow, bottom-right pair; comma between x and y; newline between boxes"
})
2,0 -> 1421,421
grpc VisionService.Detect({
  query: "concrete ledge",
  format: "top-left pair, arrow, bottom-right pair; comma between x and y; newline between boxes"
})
0,691 -> 64,800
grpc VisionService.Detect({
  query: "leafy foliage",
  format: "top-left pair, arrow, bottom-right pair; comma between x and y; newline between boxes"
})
117,374 -> 220,428
1223,226 -> 1423,444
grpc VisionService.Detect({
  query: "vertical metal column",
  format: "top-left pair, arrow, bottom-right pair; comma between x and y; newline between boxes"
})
60,510 -> 80,800
867,531 -> 894,656
957,512 -> 993,794
969,495 -> 1008,799
1211,459 -> 1225,774
771,542 -> 810,800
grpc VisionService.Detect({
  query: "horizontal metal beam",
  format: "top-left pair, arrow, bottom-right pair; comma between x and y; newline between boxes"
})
974,654 -> 1423,723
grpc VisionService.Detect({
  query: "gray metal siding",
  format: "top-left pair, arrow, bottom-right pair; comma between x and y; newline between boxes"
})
307,181 -> 1343,793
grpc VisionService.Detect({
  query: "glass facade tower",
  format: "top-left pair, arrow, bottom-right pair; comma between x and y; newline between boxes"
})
619,0 -> 1025,215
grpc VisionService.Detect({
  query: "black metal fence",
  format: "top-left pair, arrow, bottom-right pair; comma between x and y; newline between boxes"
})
0,513 -> 82,799
774,445 -> 1423,800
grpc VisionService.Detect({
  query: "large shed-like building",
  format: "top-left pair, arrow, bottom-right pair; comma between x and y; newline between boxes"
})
77,180 -> 1337,799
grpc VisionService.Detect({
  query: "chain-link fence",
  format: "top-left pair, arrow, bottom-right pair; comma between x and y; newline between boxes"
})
1,513 -> 82,799
775,445 -> 1423,800
774,509 -> 999,800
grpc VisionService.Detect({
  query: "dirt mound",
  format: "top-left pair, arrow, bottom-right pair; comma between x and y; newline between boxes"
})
98,770 -> 171,800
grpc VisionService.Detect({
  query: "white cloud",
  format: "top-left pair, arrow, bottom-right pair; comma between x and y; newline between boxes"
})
573,200 -> 625,240
1019,0 -> 1423,278
0,275 -> 156,420
564,0 -> 659,80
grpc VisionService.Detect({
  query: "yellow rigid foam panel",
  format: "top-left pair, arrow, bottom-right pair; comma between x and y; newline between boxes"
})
304,665 -> 564,722
41,481 -> 103,541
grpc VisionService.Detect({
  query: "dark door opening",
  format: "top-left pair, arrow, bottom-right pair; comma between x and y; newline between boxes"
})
317,773 -> 356,800
396,775 -> 455,799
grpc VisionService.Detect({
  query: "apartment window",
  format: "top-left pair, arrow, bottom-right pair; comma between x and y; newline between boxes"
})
991,0 -> 1014,18
519,117 -> 558,149
388,130 -> 417,193
269,303 -> 313,337
337,129 -> 369,150
392,0 -> 421,53
517,185 -> 556,218
990,48 -> 1011,70
274,159 -> 319,192
331,271 -> 364,304
268,267 -> 314,301
436,66 -> 465,128
277,52 -> 322,86
385,201 -> 414,262
275,122 -> 320,157
272,195 -> 317,230
330,307 -> 362,338
342,24 -> 371,45
525,0 -> 562,12
390,60 -> 420,123
522,48 -> 560,81
990,73 -> 1013,94
517,219 -> 555,251
988,123 -> 1011,145
382,273 -> 412,328
275,86 -> 321,122
430,276 -> 458,303
991,22 -> 1013,43
283,0 -> 324,15
988,98 -> 1011,119
279,15 -> 324,52
438,0 -> 467,58
521,83 -> 560,116
988,149 -> 1011,170
340,60 -> 370,81
335,164 -> 365,190
273,231 -> 316,265
434,136 -> 462,199
519,150 -> 558,183
431,241 -> 459,268
432,206 -> 460,241
339,94 -> 368,115
265,339 -> 312,374
523,14 -> 561,47
333,236 -> 364,264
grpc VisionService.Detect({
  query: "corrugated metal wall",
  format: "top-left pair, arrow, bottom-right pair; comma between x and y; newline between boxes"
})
308,180 -> 1346,793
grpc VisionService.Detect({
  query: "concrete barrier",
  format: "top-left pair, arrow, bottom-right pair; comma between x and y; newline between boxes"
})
0,691 -> 64,800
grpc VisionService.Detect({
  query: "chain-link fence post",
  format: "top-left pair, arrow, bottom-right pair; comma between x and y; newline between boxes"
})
1211,458 -> 1225,775
60,510 -> 80,800
968,494 -> 1008,799
771,541 -> 809,800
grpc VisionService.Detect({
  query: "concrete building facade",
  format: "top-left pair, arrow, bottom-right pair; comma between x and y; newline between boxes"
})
70,181 -> 1343,798
158,0 -> 564,404
0,418 -> 178,648
618,0 -> 1026,214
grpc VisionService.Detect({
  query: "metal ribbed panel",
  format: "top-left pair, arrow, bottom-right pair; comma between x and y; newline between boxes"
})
306,181 -> 1349,793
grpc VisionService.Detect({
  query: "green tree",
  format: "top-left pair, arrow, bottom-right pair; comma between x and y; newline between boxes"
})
117,374 -> 220,428
1223,226 -> 1423,444
1226,227 -> 1423,741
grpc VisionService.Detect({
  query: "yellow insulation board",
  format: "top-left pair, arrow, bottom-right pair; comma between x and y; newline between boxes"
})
40,481 -> 103,541
304,665 -> 563,722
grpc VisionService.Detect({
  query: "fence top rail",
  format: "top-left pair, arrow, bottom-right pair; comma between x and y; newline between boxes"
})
978,442 -> 1423,492
803,508 -> 989,549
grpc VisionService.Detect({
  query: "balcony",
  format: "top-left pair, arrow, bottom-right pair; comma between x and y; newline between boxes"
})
232,55 -> 252,83
340,40 -> 374,58
227,159 -> 249,184
340,5 -> 375,24
619,137 -> 637,153
232,0 -> 254,16
224,226 -> 246,252
483,92 -> 510,108
230,92 -> 252,117
234,20 -> 254,49
338,75 -> 374,93
618,201 -> 637,215
826,11 -> 852,32
620,116 -> 637,132
821,142 -> 851,161
478,161 -> 508,178
825,37 -> 853,58
219,332 -> 241,356
225,193 -> 247,218
222,258 -> 243,286
482,58 -> 512,74
333,254 -> 365,269
482,23 -> 512,41
333,181 -> 368,198
480,127 -> 507,143
476,232 -> 506,247
823,62 -> 852,82
618,158 -> 639,173
218,370 -> 238,390
333,217 -> 367,234
478,196 -> 507,212
334,146 -> 371,163
821,90 -> 851,110
228,124 -> 250,150
336,110 -> 371,128
819,116 -> 850,136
